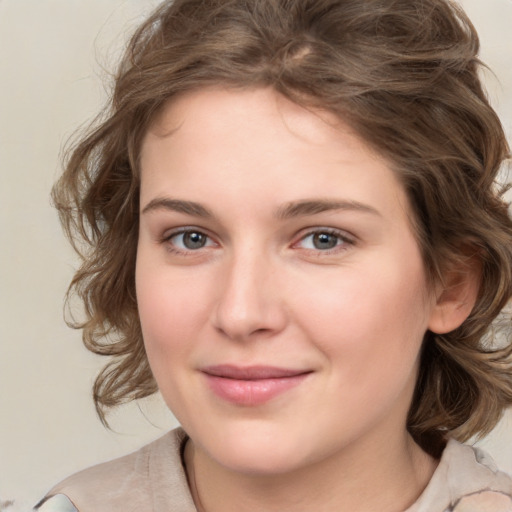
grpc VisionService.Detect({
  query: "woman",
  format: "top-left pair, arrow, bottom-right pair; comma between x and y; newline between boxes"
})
36,0 -> 512,510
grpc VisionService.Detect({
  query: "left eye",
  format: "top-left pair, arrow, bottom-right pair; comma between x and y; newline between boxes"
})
168,230 -> 215,250
297,231 -> 348,251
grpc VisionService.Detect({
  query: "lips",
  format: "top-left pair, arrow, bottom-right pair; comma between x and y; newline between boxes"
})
201,365 -> 312,406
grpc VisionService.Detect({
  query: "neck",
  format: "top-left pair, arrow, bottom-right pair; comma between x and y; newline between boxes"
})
184,429 -> 438,512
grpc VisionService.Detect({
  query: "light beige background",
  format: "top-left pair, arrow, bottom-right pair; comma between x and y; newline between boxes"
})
0,0 -> 511,507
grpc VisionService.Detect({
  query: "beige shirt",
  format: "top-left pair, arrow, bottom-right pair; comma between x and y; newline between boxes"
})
36,427 -> 512,512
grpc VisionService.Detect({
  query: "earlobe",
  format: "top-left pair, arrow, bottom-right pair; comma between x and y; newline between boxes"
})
428,258 -> 481,335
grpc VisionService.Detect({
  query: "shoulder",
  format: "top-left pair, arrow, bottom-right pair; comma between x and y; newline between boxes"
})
34,427 -> 195,512
35,494 -> 78,512
409,439 -> 512,512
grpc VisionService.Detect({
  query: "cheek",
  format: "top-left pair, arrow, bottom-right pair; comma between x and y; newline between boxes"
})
294,251 -> 431,377
135,257 -> 208,361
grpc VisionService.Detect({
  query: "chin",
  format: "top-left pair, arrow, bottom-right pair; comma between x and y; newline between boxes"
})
194,420 -> 320,476
216,443 -> 307,476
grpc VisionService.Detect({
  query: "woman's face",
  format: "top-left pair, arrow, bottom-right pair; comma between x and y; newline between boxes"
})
136,87 -> 437,474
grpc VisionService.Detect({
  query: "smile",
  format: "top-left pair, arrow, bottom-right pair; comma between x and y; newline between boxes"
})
201,365 -> 312,406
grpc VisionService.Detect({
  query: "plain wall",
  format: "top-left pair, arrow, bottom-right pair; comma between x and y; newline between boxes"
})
0,0 -> 511,508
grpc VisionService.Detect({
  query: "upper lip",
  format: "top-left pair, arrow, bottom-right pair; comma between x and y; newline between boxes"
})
201,365 -> 312,380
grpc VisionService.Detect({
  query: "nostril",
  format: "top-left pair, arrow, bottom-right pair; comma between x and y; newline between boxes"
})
212,301 -> 287,341
211,257 -> 288,340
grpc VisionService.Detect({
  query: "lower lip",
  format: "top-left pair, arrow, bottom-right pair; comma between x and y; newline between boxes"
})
204,374 -> 309,406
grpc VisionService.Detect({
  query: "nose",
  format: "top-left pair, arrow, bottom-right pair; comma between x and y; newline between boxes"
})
211,248 -> 288,341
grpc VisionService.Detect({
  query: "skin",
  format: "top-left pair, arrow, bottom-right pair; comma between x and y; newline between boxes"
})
136,87 -> 472,512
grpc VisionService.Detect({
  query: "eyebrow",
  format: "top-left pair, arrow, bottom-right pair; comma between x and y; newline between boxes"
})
275,199 -> 381,219
141,197 -> 380,219
142,198 -> 213,218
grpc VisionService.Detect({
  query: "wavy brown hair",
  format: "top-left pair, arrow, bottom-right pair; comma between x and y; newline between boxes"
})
54,0 -> 512,457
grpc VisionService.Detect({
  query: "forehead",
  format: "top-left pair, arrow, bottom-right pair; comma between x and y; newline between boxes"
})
139,87 -> 411,224
141,86 -> 392,176
147,86 -> 351,143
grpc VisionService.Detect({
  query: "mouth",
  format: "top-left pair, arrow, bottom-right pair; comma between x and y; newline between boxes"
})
201,365 -> 313,406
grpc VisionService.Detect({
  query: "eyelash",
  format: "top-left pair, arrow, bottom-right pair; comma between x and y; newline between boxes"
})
160,227 -> 355,256
292,228 -> 355,255
161,228 -> 217,256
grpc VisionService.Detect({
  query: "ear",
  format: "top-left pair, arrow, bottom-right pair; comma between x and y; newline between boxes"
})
428,255 -> 481,334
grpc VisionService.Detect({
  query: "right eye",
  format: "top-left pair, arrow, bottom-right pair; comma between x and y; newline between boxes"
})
164,229 -> 217,253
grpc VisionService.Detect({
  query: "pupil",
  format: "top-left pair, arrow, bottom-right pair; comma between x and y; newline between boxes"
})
184,232 -> 206,249
313,232 -> 337,250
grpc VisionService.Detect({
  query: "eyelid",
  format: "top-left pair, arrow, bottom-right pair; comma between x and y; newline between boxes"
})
159,225 -> 355,257
161,226 -> 218,254
292,227 -> 356,253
